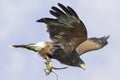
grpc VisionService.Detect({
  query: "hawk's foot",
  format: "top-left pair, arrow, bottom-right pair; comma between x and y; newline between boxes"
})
44,60 -> 54,75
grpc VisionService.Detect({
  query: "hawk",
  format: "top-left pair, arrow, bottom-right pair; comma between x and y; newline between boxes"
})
11,3 -> 109,74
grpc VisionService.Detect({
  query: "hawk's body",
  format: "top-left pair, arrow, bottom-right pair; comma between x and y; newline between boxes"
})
12,3 -> 109,70
37,3 -> 109,68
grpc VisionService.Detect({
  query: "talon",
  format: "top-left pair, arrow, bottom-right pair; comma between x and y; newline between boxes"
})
44,60 -> 54,75
44,67 -> 51,75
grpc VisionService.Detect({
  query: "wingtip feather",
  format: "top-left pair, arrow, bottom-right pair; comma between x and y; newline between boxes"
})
36,18 -> 44,22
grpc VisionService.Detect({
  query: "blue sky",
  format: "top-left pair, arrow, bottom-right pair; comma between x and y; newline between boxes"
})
0,0 -> 120,80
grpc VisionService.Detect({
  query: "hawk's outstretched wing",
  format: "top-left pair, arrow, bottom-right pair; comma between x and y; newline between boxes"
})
37,3 -> 87,54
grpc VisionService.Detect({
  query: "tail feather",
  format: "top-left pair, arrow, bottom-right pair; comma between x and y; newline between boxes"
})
11,45 -> 38,52
11,42 -> 47,52
12,45 -> 27,48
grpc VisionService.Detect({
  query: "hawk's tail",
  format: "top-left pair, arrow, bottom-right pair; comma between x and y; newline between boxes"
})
10,42 -> 47,52
12,45 -> 27,48
10,44 -> 38,52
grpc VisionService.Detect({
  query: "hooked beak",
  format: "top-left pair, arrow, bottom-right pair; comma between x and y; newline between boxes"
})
80,63 -> 86,70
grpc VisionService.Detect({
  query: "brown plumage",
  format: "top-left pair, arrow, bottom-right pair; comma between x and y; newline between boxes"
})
37,3 -> 109,68
38,3 -> 87,54
12,42 -> 57,59
76,36 -> 109,55
12,3 -> 109,72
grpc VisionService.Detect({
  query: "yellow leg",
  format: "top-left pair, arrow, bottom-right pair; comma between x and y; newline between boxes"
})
45,55 -> 50,61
